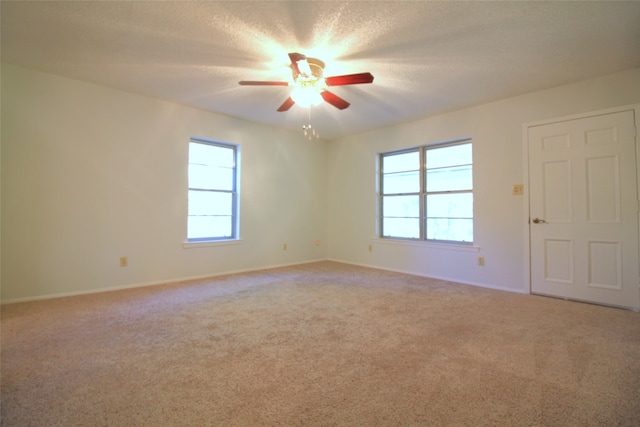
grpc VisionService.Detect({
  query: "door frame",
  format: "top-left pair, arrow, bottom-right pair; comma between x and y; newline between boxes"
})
522,104 -> 640,307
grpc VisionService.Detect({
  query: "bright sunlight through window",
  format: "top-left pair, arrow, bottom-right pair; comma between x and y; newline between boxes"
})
379,140 -> 473,243
187,139 -> 238,242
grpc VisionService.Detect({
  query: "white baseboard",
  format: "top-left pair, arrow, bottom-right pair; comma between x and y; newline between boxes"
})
327,258 -> 529,295
2,257 -> 526,304
1,258 -> 328,305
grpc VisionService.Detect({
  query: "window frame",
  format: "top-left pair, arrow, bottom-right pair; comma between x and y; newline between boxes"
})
187,137 -> 239,243
379,139 -> 473,244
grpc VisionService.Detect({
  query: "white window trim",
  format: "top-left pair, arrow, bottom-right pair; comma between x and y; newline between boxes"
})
371,237 -> 479,253
187,137 -> 240,243
378,138 -> 473,243
183,239 -> 243,249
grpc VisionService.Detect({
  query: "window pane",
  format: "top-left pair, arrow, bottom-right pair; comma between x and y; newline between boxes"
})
383,218 -> 420,239
383,195 -> 419,217
188,216 -> 232,239
426,165 -> 472,192
377,140 -> 472,244
187,140 -> 238,242
383,171 -> 420,194
188,165 -> 234,190
426,143 -> 471,169
189,143 -> 234,167
383,151 -> 419,173
426,218 -> 473,242
188,190 -> 232,216
426,193 -> 473,218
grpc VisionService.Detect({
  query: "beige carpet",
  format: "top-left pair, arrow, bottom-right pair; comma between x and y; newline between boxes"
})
1,261 -> 639,426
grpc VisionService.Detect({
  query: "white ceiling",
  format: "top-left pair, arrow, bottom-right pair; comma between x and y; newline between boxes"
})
2,1 -> 639,140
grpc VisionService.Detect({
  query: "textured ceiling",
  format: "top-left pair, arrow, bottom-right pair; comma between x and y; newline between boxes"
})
2,1 -> 640,140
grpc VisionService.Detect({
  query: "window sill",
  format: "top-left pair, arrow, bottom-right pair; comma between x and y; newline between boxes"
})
372,237 -> 479,253
183,239 -> 243,249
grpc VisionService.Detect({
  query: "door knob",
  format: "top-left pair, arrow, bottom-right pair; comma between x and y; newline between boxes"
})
532,218 -> 546,224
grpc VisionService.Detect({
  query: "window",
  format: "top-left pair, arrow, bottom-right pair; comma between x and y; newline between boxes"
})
379,140 -> 473,243
187,138 -> 238,242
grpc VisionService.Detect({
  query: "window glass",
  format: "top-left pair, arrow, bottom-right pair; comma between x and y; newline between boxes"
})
383,171 -> 420,194
383,150 -> 419,173
188,216 -> 233,240
382,218 -> 420,239
426,143 -> 472,169
426,218 -> 473,242
189,143 -> 234,167
188,191 -> 232,216
426,193 -> 473,218
187,139 -> 238,242
383,195 -> 420,217
379,141 -> 473,243
188,165 -> 234,191
426,166 -> 472,192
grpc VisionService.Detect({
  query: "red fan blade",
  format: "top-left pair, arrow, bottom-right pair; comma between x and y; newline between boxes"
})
321,90 -> 350,110
325,72 -> 374,86
277,97 -> 295,112
239,81 -> 288,86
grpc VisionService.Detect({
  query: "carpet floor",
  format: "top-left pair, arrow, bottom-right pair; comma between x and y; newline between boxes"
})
1,261 -> 639,426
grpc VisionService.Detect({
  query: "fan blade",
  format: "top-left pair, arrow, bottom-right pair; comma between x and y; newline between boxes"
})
325,72 -> 374,86
239,81 -> 288,86
277,97 -> 295,112
321,90 -> 350,110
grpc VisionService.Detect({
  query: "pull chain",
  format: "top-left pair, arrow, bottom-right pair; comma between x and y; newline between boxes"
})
302,107 -> 320,140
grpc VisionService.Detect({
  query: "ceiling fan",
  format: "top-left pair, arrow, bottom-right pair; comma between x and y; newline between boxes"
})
239,52 -> 374,112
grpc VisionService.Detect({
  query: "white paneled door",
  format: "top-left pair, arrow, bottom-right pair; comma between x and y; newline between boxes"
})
528,109 -> 639,309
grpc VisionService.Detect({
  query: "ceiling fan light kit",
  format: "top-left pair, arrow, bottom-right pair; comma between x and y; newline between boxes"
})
290,81 -> 324,108
239,52 -> 374,137
289,55 -> 325,107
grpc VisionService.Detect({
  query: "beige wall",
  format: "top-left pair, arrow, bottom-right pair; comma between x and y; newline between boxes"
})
327,68 -> 640,292
1,65 -> 328,302
2,65 -> 639,302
